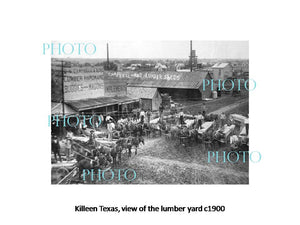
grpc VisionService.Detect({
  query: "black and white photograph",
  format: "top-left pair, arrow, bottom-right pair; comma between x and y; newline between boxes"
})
2,1 -> 299,224
51,41 -> 250,184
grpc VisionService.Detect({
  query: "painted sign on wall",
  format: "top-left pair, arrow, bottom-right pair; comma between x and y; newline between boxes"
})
61,72 -> 127,101
107,71 -> 181,81
63,73 -> 105,101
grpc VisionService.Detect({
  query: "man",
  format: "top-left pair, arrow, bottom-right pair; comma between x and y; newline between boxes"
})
122,104 -> 128,118
202,103 -> 207,116
52,136 -> 62,163
146,110 -> 151,124
106,114 -> 114,140
78,120 -> 83,135
220,112 -> 226,128
89,130 -> 96,146
65,137 -> 72,161
159,103 -> 164,121
195,111 -> 204,129
110,145 -> 117,167
179,108 -> 184,125
217,88 -> 222,97
66,130 -> 73,139
98,153 -> 107,169
140,108 -> 145,124
106,114 -> 113,123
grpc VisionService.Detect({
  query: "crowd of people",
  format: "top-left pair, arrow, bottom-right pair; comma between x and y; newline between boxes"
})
51,102 -> 249,165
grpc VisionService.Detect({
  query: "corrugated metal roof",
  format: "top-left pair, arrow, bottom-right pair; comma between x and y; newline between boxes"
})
126,71 -> 211,89
128,80 -> 202,89
211,63 -> 230,69
66,96 -> 139,111
127,87 -> 157,99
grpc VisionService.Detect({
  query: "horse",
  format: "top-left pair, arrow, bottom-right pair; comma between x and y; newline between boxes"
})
150,123 -> 161,137
143,123 -> 151,137
116,138 -> 132,158
76,158 -> 99,180
131,136 -> 145,155
110,143 -> 123,166
188,129 -> 199,143
170,126 -> 180,139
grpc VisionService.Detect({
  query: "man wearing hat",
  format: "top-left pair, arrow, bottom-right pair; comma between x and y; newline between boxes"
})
106,114 -> 115,140
106,114 -> 113,123
89,130 -> 96,146
52,135 -> 62,163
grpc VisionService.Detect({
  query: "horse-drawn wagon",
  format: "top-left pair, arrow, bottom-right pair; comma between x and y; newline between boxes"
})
51,160 -> 78,184
214,124 -> 236,144
52,134 -> 115,184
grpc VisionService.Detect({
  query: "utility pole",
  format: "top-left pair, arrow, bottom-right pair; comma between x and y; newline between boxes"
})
107,43 -> 110,70
61,60 -> 65,117
190,40 -> 193,72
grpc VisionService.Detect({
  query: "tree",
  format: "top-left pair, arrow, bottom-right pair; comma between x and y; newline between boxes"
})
104,62 -> 118,71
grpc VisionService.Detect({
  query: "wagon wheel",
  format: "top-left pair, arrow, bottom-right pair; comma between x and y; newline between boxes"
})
55,167 -> 70,181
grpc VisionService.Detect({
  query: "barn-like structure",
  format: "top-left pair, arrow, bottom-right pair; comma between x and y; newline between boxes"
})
125,71 -> 213,101
127,87 -> 162,111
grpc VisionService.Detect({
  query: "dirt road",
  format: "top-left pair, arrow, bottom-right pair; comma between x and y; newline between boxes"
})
209,98 -> 248,115
110,137 -> 249,184
98,96 -> 250,185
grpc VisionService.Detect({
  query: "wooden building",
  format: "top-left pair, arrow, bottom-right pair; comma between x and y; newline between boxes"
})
127,87 -> 162,111
123,71 -> 213,101
51,70 -> 139,117
211,63 -> 233,80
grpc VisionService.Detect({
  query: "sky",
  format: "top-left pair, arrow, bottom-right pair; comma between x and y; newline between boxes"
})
53,41 -> 249,59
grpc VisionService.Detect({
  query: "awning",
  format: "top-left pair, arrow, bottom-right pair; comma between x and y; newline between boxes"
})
51,102 -> 77,115
114,96 -> 140,105
66,96 -> 139,111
